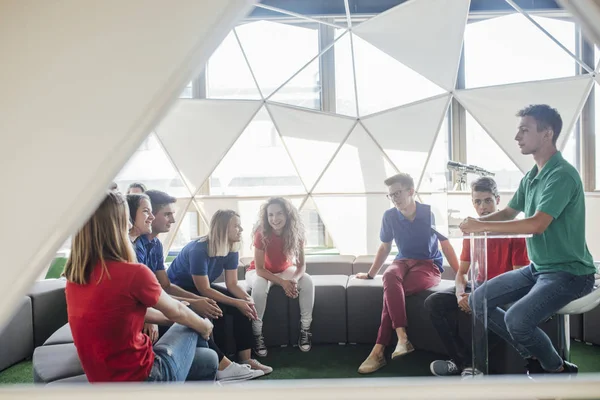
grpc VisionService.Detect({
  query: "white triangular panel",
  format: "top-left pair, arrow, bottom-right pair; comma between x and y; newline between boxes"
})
155,99 -> 261,194
353,0 -> 469,91
267,103 -> 356,190
236,20 -> 320,98
210,107 -> 307,196
455,76 -> 593,173
362,95 -> 450,184
352,34 -> 446,116
313,124 -> 398,193
195,196 -> 306,257
206,31 -> 262,100
312,194 -> 391,255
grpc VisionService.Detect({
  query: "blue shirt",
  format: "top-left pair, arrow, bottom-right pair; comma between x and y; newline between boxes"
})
167,238 -> 239,291
134,235 -> 165,273
380,202 -> 444,272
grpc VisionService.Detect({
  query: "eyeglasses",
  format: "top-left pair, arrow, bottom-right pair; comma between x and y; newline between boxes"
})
386,189 -> 407,199
473,198 -> 496,206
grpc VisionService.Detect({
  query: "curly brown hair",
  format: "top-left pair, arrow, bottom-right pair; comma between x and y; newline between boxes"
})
252,197 -> 305,263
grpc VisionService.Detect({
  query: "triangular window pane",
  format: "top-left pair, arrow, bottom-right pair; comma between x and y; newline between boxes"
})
334,29 -> 358,117
209,107 -> 306,196
113,133 -> 189,198
313,124 -> 397,193
352,34 -> 445,116
464,13 -> 578,88
206,31 -> 261,100
465,113 -> 523,191
236,20 -> 319,99
418,114 -> 450,193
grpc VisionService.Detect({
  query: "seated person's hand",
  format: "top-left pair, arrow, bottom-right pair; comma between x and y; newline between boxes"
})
143,323 -> 159,344
281,279 -> 298,298
355,272 -> 370,280
459,217 -> 485,234
190,297 -> 223,320
200,319 -> 214,341
456,292 -> 471,314
236,299 -> 258,320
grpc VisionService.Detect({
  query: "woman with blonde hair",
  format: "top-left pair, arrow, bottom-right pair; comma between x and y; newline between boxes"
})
246,197 -> 314,357
64,191 -> 218,382
167,210 -> 272,381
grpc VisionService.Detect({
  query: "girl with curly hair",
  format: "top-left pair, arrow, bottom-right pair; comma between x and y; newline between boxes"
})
246,197 -> 314,357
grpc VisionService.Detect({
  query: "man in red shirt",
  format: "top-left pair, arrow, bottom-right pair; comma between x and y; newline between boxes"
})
424,177 -> 529,377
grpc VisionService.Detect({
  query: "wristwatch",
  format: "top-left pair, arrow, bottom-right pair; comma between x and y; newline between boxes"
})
366,272 -> 374,279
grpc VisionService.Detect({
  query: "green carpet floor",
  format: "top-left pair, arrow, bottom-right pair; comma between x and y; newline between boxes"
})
2,341 -> 600,384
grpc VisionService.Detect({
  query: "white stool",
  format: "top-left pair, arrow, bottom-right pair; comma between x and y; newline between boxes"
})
556,282 -> 600,360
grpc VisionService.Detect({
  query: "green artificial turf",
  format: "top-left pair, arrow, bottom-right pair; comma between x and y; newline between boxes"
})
3,341 -> 600,385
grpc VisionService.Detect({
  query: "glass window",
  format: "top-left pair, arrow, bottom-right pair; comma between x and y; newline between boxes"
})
235,21 -> 319,101
595,83 -> 600,189
334,29 -> 358,117
169,210 -> 199,251
418,114 -> 450,193
464,14 -> 577,88
351,34 -> 445,116
209,107 -> 306,196
113,133 -> 189,198
206,31 -> 261,100
465,113 -> 524,191
180,81 -> 192,98
562,126 -> 579,171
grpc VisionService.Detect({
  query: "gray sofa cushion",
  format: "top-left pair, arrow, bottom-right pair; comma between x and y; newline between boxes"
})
27,279 -> 68,347
260,285 -> 290,346
0,296 -> 33,372
346,275 -> 454,351
33,343 -> 84,383
46,374 -> 88,385
289,275 -> 348,345
352,255 -> 392,275
44,323 -> 73,346
570,313 -> 583,341
305,255 -> 355,276
583,306 -> 600,345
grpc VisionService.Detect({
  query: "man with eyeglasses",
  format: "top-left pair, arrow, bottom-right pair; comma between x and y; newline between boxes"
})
355,173 -> 460,374
424,177 -> 529,378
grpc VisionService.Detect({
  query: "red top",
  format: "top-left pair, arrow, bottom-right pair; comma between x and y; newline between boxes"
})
248,230 -> 295,274
66,260 -> 162,382
461,237 -> 529,282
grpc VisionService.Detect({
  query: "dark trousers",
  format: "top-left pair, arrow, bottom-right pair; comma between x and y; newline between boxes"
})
424,284 -> 501,369
210,284 -> 254,359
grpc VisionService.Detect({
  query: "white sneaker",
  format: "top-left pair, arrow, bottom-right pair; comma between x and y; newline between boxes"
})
461,367 -> 484,379
242,358 -> 273,375
216,362 -> 263,383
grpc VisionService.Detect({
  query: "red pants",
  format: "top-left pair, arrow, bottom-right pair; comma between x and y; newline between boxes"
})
376,259 -> 441,346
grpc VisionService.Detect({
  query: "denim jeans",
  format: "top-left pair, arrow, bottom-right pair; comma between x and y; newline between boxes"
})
146,323 -> 218,382
469,264 -> 594,372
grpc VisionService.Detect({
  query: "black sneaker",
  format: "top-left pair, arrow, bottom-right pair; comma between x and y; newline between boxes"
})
525,358 -> 544,376
253,334 -> 267,357
560,360 -> 578,375
298,329 -> 312,352
430,360 -> 460,376
526,358 -> 578,376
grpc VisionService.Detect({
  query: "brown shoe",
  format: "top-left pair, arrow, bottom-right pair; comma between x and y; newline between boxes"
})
358,353 -> 387,374
391,341 -> 414,360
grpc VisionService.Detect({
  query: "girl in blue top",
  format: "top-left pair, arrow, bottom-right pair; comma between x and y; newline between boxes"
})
167,210 -> 273,379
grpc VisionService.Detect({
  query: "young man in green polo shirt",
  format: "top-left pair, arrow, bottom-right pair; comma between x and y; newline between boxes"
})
460,104 -> 596,375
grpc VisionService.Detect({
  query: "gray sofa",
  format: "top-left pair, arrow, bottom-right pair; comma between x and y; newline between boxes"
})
6,255 -> 586,383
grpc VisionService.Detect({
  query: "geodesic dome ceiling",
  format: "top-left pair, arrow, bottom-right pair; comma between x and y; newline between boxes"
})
115,0 -> 600,257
